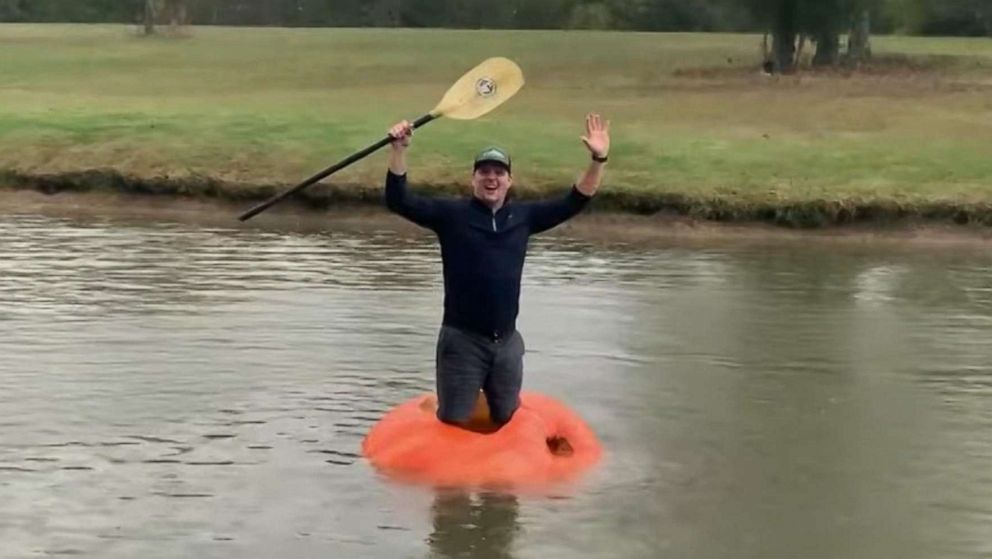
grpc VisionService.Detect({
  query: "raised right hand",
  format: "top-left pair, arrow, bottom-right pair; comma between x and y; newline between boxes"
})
389,120 -> 413,150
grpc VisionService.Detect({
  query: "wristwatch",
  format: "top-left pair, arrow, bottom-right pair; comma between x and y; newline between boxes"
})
592,153 -> 609,163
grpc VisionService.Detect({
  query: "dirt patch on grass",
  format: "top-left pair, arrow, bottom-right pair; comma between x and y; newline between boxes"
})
669,53 -> 992,95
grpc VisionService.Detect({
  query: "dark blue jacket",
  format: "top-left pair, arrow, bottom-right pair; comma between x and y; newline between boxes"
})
384,171 -> 592,339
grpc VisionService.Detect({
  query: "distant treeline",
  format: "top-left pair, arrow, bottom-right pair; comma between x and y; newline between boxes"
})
0,0 -> 988,37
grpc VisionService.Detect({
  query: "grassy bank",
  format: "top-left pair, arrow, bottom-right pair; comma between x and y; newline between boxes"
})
2,24 -> 992,226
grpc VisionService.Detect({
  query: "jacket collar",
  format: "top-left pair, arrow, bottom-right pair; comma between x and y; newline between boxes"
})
470,195 -> 511,213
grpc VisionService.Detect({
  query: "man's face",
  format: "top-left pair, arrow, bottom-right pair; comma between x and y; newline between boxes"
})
471,163 -> 513,209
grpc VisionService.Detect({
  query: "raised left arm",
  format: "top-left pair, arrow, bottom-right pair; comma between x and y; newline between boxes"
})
576,113 -> 610,196
526,113 -> 610,234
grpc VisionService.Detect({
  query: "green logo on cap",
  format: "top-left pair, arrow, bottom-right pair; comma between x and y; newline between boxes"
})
481,149 -> 503,160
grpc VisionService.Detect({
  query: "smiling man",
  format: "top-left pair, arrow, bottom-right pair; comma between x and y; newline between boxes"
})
384,114 -> 610,429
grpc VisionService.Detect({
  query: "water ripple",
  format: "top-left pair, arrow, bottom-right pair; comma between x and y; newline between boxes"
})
2,211 -> 991,559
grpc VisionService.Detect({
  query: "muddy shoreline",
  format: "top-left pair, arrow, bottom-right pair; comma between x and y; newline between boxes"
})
6,169 -> 992,230
4,186 -> 992,251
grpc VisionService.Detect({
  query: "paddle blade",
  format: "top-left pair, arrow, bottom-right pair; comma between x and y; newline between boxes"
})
431,57 -> 524,121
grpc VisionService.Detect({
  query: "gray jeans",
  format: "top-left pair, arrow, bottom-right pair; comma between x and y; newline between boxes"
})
435,325 -> 525,425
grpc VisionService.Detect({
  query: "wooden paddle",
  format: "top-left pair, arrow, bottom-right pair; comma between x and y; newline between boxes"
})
237,57 -> 525,221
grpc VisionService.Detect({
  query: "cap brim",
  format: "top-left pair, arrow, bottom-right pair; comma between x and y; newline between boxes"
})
473,159 -> 511,171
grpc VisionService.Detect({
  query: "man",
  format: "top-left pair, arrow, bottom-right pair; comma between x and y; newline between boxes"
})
384,113 -> 610,429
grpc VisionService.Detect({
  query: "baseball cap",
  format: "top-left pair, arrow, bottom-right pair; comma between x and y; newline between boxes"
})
473,146 -> 511,173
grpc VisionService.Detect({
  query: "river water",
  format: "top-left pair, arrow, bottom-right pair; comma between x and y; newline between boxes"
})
1,198 -> 990,558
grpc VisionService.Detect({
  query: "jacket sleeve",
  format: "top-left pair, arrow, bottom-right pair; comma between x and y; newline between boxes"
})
524,185 -> 593,235
383,171 -> 445,231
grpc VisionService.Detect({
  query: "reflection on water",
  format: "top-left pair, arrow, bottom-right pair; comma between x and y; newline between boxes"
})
1,207 -> 991,559
428,491 -> 520,559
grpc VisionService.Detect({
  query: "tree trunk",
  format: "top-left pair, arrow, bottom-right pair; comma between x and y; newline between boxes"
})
143,0 -> 156,35
847,9 -> 872,64
772,0 -> 797,73
0,0 -> 26,20
772,30 -> 797,73
812,30 -> 839,67
164,0 -> 186,27
369,0 -> 403,27
176,1 -> 186,27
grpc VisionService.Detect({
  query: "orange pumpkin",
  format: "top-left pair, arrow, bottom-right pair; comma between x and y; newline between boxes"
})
362,391 -> 603,489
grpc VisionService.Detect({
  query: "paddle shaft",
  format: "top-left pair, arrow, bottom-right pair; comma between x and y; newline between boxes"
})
237,113 -> 437,222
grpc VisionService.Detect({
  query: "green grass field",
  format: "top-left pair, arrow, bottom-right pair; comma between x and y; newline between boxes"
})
2,24 -> 992,224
